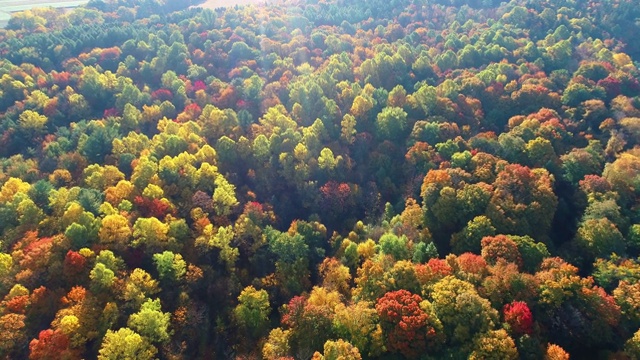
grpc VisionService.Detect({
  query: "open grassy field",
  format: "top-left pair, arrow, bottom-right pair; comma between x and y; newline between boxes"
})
0,0 -> 86,27
196,0 -> 273,9
0,0 -> 86,12
0,0 -> 273,28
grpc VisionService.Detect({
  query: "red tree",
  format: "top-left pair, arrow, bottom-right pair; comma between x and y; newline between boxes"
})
3,295 -> 30,314
63,250 -> 87,279
133,196 -> 173,219
29,329 -> 76,360
416,258 -> 453,285
151,88 -> 173,102
457,253 -> 488,274
481,235 -> 523,267
376,290 -> 439,358
503,301 -> 534,335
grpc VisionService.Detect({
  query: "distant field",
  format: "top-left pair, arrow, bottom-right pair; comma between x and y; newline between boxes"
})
196,0 -> 273,9
0,0 -> 86,12
0,0 -> 269,28
0,0 -> 87,27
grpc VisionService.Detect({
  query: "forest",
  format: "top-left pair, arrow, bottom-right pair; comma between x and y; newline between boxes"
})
0,0 -> 639,358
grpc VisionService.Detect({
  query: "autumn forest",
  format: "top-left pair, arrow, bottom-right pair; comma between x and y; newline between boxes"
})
0,0 -> 639,358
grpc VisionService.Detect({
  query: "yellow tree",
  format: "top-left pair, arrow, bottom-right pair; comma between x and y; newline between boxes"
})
98,328 -> 157,360
311,339 -> 362,360
262,328 -> 291,360
430,276 -> 498,348
333,301 -> 384,357
98,214 -> 132,250
132,217 -> 174,252
18,110 -> 48,140
469,329 -> 518,360
120,268 -> 160,309
212,175 -> 239,217
195,224 -> 239,272
83,165 -> 125,191
0,178 -> 30,204
104,180 -> 135,207
319,258 -> 351,296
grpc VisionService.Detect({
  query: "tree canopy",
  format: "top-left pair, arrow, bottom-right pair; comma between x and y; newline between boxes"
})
0,0 -> 638,358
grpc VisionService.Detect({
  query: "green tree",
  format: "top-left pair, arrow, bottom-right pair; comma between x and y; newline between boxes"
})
266,227 -> 310,296
127,299 -> 171,343
561,82 -> 606,107
410,84 -> 437,117
78,123 -> 118,164
153,251 -> 186,283
451,216 -> 496,255
561,141 -> 605,184
89,263 -> 116,293
65,214 -> 100,250
234,286 -> 271,340
627,224 -> 640,255
375,106 -> 408,141
379,233 -> 410,260
575,218 -> 626,262
509,235 -> 550,273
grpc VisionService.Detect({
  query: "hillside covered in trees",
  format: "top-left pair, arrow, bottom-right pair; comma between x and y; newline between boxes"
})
0,0 -> 640,358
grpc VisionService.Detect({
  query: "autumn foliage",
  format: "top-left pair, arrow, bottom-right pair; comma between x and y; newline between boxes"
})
0,0 -> 638,358
375,290 -> 440,358
503,301 -> 534,335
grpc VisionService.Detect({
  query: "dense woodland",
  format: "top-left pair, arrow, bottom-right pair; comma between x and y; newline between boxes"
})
0,0 -> 639,358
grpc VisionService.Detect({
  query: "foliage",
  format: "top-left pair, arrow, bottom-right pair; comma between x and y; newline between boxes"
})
376,289 -> 443,358
97,328 -> 157,360
469,329 -> 518,360
233,286 -> 271,340
127,298 -> 171,343
311,339 -> 362,360
0,0 -> 639,358
503,301 -> 534,336
430,276 -> 498,348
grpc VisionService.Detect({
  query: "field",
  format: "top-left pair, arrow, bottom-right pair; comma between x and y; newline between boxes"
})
0,0 -> 87,12
0,0 -> 271,27
0,0 -> 87,27
196,0 -> 273,9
